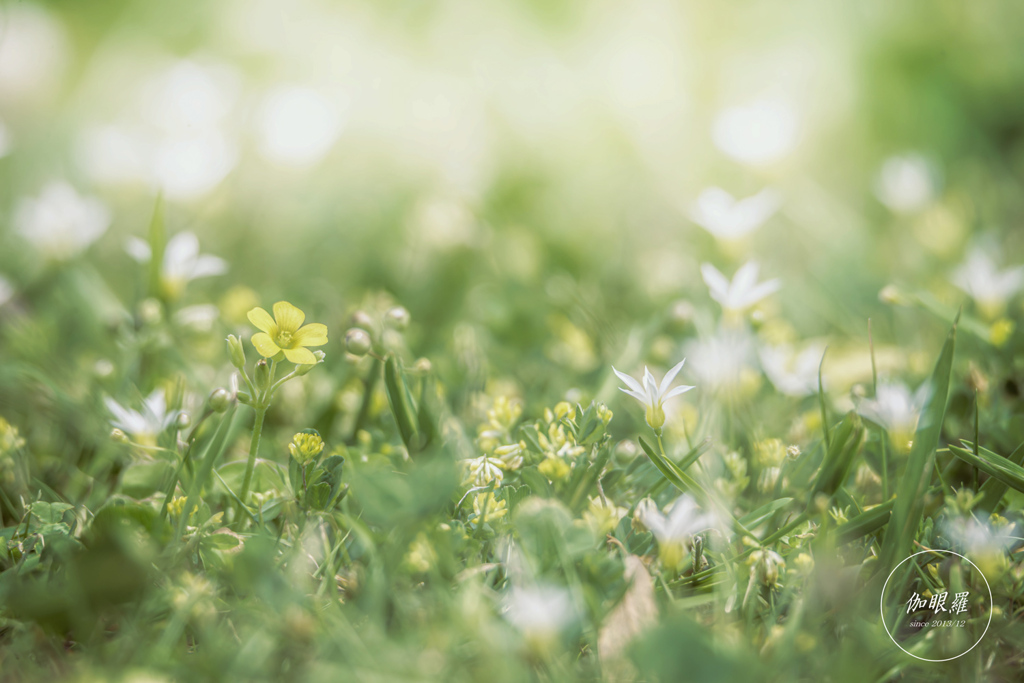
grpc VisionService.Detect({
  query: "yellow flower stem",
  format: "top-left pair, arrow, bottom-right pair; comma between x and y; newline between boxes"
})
238,405 -> 266,507
238,359 -> 277,511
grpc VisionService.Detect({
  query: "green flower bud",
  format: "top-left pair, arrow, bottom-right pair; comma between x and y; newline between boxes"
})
295,349 -> 325,376
227,334 -> 246,370
385,306 -> 410,330
254,359 -> 271,393
209,388 -> 231,413
345,328 -> 372,356
236,391 -> 252,405
351,310 -> 374,331
289,430 -> 325,464
110,428 -> 130,443
176,412 -> 192,430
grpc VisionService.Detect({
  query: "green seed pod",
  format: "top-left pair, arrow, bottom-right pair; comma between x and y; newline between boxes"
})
254,358 -> 271,393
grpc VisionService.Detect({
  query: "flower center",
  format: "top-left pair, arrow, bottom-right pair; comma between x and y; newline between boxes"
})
275,330 -> 294,347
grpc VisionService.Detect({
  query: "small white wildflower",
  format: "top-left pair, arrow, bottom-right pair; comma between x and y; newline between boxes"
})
758,342 -> 825,397
638,494 -> 716,544
712,99 -> 799,167
173,304 -> 220,332
874,154 -> 936,214
951,247 -> 1024,318
15,182 -> 110,260
503,585 -> 573,636
683,328 -> 758,396
126,231 -> 228,298
105,389 -> 180,443
612,359 -> 694,432
701,261 -> 780,313
856,382 -> 929,450
688,187 -> 781,241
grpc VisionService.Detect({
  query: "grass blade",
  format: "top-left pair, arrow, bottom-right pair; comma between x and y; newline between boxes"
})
949,442 -> 1024,498
877,315 -> 957,571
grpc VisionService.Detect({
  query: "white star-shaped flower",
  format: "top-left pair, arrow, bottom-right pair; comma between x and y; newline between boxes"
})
638,495 -> 716,544
689,187 -> 780,241
15,182 -> 110,260
701,261 -> 780,313
613,359 -> 694,432
856,381 -> 929,450
105,389 -> 180,443
126,231 -> 228,298
951,248 -> 1024,318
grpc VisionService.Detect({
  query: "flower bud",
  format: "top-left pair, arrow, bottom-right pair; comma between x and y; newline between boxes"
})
289,430 -> 325,464
345,328 -> 372,356
176,412 -> 192,430
227,334 -> 246,370
209,388 -> 231,413
385,306 -> 410,330
254,359 -> 271,393
111,428 -> 129,443
236,391 -> 252,405
351,310 -> 374,331
295,350 -> 325,376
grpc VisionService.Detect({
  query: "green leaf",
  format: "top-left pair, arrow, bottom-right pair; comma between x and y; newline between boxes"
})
637,436 -> 706,505
975,439 -> 1024,511
417,374 -> 441,450
738,498 -> 794,529
949,442 -> 1024,498
835,500 -> 894,545
810,411 -> 864,499
878,316 -> 957,572
501,485 -> 533,512
384,354 -> 421,453
307,482 -> 333,510
178,406 -> 237,541
203,533 -> 241,550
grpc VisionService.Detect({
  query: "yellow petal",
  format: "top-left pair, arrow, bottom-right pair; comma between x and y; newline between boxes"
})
283,345 -> 317,365
247,307 -> 277,334
273,301 -> 305,333
251,332 -> 282,358
293,323 -> 328,347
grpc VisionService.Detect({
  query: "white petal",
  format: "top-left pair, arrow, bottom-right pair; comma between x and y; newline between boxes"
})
124,237 -> 152,262
618,387 -> 649,403
612,366 -> 644,395
662,384 -> 695,400
163,232 -> 200,272
700,263 -> 730,302
731,261 -> 761,298
658,358 -> 687,396
738,277 -> 781,308
189,254 -> 228,279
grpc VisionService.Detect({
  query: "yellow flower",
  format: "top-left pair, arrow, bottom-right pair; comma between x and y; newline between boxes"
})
289,431 -> 325,463
248,301 -> 328,365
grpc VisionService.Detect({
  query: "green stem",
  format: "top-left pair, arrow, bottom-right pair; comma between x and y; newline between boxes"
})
239,406 -> 267,505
